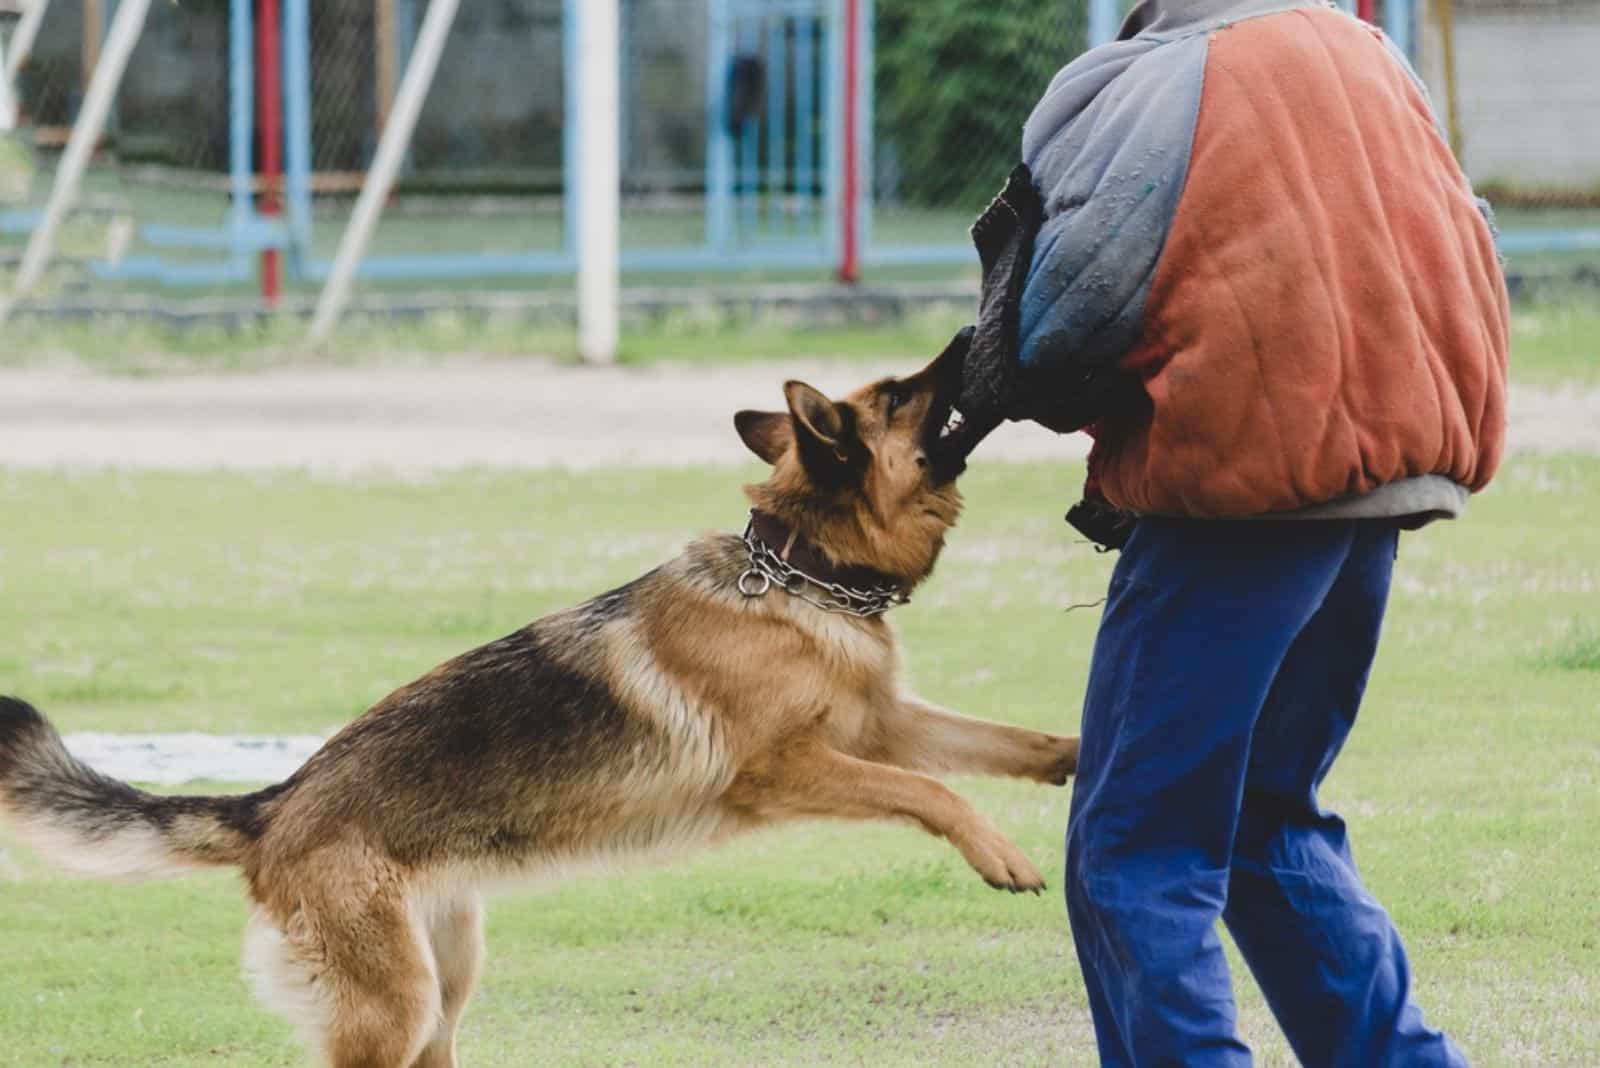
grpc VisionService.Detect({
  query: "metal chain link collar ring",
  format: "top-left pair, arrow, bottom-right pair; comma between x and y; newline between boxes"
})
736,512 -> 910,618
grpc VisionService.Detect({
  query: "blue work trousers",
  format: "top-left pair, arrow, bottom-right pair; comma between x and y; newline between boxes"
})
1065,518 -> 1467,1067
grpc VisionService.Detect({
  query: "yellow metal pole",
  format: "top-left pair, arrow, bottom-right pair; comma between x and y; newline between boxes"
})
83,0 -> 102,92
1434,0 -> 1463,159
374,0 -> 396,133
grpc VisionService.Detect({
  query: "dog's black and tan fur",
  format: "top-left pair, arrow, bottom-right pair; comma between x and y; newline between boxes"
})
0,340 -> 1077,1068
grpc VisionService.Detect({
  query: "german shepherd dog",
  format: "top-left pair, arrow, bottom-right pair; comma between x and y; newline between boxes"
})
0,335 -> 1078,1068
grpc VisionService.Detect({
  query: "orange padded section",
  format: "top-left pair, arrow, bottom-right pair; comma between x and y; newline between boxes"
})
1097,8 -> 1508,517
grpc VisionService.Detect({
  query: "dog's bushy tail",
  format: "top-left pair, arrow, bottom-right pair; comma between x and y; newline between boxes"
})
0,696 -> 273,878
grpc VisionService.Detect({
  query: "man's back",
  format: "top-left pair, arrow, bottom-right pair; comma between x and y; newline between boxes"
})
1016,1 -> 1508,520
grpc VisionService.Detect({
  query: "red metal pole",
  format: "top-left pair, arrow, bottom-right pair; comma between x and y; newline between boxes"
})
256,0 -> 283,305
1357,0 -> 1376,22
837,0 -> 860,284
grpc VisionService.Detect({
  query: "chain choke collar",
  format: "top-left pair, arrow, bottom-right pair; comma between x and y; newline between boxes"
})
736,510 -> 909,618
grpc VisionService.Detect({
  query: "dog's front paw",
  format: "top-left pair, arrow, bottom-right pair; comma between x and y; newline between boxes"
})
954,825 -> 1045,894
1028,733 -> 1079,786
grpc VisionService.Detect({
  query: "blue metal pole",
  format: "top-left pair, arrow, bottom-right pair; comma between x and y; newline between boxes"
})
283,0 -> 312,273
766,11 -> 786,236
562,0 -> 580,255
793,11 -> 814,234
1088,0 -> 1119,47
397,0 -> 417,69
705,0 -> 733,250
1497,229 -> 1600,253
821,0 -> 841,261
228,0 -> 254,235
1385,0 -> 1413,63
619,0 -> 633,185
396,0 -> 417,175
738,16 -> 758,239
858,0 -> 873,266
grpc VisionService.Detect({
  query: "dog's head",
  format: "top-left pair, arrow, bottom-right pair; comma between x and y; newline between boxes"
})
734,329 -> 979,589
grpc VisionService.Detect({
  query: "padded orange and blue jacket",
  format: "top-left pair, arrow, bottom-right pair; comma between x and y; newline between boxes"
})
1018,0 -> 1509,520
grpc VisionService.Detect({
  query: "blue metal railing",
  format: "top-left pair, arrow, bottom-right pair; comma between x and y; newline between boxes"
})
86,0 -> 276,285
6,0 -> 1593,292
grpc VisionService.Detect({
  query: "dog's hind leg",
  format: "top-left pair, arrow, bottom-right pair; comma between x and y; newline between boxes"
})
727,741 -> 1045,892
317,892 -> 441,1068
410,890 -> 484,1068
262,876 -> 441,1068
244,908 -> 334,1056
859,697 -> 1078,785
245,888 -> 441,1068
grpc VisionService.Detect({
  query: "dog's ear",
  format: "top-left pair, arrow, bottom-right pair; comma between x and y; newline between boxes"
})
734,409 -> 791,465
783,380 -> 861,485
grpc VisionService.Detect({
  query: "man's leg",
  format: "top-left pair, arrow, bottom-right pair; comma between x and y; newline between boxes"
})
1224,523 -> 1468,1067
1065,518 -> 1358,1067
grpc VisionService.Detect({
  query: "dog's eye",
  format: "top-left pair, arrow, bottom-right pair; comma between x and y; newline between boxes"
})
885,385 -> 910,417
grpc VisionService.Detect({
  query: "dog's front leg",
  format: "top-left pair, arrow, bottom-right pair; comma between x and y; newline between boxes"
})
724,742 -> 1045,892
858,698 -> 1078,785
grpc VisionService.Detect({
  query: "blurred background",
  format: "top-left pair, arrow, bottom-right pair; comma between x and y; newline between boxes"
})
1,5 -> 1597,1065
0,0 -> 1595,345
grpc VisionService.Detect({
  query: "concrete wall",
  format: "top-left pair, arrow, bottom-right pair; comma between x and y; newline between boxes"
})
1419,3 -> 1600,189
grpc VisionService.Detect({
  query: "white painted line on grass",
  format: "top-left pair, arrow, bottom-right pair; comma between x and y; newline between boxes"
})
62,733 -> 328,786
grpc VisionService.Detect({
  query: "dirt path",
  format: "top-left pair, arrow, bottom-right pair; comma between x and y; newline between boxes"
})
2,361 -> 1596,473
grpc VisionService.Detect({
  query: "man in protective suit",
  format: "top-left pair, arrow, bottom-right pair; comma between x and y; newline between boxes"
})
948,2 -> 1508,1064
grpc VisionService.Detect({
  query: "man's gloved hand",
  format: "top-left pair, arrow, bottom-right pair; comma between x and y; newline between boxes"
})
955,163 -> 1045,444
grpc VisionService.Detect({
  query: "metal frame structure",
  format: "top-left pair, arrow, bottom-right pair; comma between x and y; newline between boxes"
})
309,0 -> 466,339
299,0 -> 852,289
3,0 -> 46,91
2,0 -> 1596,333
83,0 -> 285,287
699,0 -> 843,272
1,0 -> 152,320
289,0 -> 576,283
0,28 -> 13,134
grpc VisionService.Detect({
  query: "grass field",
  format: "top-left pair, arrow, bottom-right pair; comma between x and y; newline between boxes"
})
2,449 -> 1597,1066
2,296 -> 1598,386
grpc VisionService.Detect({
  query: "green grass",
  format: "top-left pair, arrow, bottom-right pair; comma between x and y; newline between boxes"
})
1,455 -> 1598,1065
0,295 -> 1595,384
0,303 -> 981,376
1504,301 -> 1600,386
1539,621 -> 1600,673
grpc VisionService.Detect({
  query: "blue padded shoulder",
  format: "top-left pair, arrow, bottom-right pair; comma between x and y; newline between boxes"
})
1016,33 -> 1209,382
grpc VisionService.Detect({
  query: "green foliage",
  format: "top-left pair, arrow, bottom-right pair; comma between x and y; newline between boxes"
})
873,0 -> 1086,210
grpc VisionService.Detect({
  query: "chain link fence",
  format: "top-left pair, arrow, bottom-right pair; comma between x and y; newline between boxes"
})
1,0 -> 1596,306
870,0 -> 1093,254
309,0 -> 378,176
1,0 -> 237,296
355,0 -> 567,276
620,0 -> 708,252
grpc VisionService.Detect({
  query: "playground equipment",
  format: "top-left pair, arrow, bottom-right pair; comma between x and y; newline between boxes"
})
1,0 -> 1594,357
